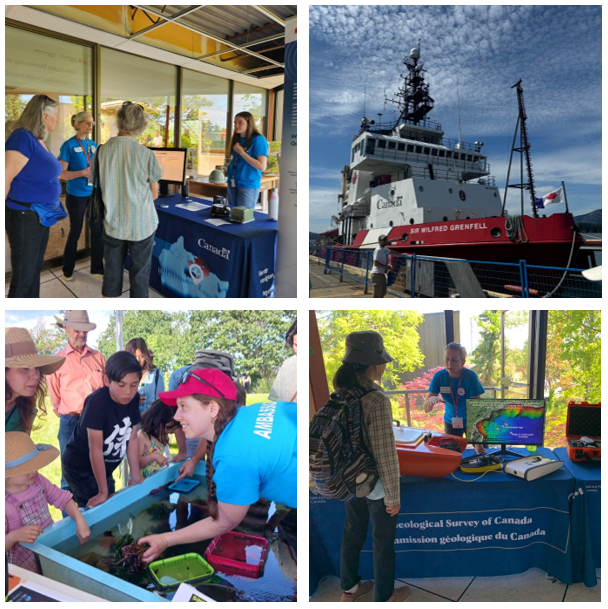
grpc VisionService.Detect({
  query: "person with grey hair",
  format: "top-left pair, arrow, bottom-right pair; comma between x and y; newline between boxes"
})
93,101 -> 162,297
5,94 -> 67,297
58,111 -> 104,281
424,341 -> 486,454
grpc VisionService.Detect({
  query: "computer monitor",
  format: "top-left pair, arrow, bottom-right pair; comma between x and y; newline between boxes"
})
149,147 -> 188,197
466,398 -> 546,458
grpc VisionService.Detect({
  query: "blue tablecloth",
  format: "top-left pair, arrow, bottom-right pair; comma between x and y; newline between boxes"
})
554,447 -> 600,586
310,448 -> 579,595
149,194 -> 277,298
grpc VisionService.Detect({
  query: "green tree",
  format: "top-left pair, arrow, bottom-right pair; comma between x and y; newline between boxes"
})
30,318 -> 66,356
470,311 -> 501,386
317,310 -> 425,394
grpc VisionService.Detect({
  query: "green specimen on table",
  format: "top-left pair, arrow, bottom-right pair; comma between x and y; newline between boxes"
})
115,533 -> 134,561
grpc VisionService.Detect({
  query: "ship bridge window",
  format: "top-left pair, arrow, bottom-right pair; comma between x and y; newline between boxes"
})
473,155 -> 479,162
453,152 -> 459,160
388,141 -> 396,149
365,138 -> 375,154
467,154 -> 473,162
398,143 -> 405,151
431,149 -> 438,156
439,150 -> 445,157
378,140 -> 386,149
415,145 -> 422,153
446,151 -> 452,158
480,158 -> 487,170
424,147 -> 430,155
407,144 -> 414,152
352,149 -> 356,162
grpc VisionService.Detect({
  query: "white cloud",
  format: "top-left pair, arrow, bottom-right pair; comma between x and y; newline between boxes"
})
310,188 -> 342,233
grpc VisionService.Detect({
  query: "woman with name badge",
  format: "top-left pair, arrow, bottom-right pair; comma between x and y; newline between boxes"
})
58,112 -> 104,281
424,342 -> 486,454
226,112 -> 269,209
138,368 -> 296,563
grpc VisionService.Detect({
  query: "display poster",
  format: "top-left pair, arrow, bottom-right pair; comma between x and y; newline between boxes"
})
152,149 -> 187,182
273,16 -> 297,297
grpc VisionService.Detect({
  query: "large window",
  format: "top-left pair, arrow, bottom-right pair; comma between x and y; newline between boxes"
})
100,48 -> 177,146
233,82 -> 267,135
181,69 -> 229,178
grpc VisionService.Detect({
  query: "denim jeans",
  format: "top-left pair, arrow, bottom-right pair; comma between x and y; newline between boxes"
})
62,456 -> 116,508
102,230 -> 155,298
340,497 -> 398,602
227,183 -> 260,209
6,207 -> 50,298
58,414 -> 80,491
63,193 -> 104,275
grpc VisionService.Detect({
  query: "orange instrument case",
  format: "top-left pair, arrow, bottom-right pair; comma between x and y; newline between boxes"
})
566,401 -> 601,463
393,425 -> 467,477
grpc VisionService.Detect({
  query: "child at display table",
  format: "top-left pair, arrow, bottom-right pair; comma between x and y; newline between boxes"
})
5,432 -> 90,574
61,351 -> 144,508
138,400 -> 181,478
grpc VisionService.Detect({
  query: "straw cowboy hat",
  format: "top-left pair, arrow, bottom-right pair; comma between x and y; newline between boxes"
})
342,331 -> 394,366
5,328 -> 66,375
55,310 -> 96,332
5,432 -> 60,478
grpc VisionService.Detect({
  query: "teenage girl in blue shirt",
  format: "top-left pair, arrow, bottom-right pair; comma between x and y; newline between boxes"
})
138,368 -> 296,563
58,112 -> 104,280
226,111 -> 269,209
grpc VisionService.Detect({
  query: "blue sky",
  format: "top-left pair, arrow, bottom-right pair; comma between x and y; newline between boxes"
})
309,5 -> 602,233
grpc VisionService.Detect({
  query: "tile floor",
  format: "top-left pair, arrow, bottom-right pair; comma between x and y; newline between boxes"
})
5,257 -> 164,299
310,568 -> 601,602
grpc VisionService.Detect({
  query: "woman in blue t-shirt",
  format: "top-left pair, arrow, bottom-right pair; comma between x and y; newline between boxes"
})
58,112 -> 104,280
424,342 -> 487,454
138,368 -> 296,563
226,111 -> 269,209
5,95 -> 68,298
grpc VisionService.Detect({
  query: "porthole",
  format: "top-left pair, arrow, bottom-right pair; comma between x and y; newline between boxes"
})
389,221 -> 394,227
390,189 -> 395,196
491,227 -> 502,238
401,233 -> 409,242
493,192 -> 498,197
409,218 -> 415,225
418,186 -> 424,192
443,216 -> 448,222
459,190 -> 466,201
448,188 -> 453,194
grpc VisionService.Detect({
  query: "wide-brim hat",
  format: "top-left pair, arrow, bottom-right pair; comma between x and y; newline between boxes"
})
342,330 -> 394,366
55,310 -> 96,331
192,349 -> 235,378
5,432 -> 60,478
5,328 -> 66,375
159,368 -> 237,406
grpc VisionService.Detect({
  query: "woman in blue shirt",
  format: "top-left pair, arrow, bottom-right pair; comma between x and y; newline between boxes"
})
58,112 -> 104,280
138,368 -> 296,563
125,337 -> 165,416
5,95 -> 71,298
424,342 -> 487,454
226,112 -> 269,209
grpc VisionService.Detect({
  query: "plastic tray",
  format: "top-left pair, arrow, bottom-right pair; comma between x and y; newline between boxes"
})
168,478 -> 201,493
148,553 -> 214,591
205,531 -> 269,579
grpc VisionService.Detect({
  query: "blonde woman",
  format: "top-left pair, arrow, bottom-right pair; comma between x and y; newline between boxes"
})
5,95 -> 67,297
59,111 -> 103,280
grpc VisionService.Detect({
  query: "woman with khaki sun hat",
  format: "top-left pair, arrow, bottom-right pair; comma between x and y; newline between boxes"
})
5,327 -> 66,434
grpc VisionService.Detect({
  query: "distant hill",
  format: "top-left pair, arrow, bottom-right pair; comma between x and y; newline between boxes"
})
574,209 -> 601,232
309,232 -> 319,241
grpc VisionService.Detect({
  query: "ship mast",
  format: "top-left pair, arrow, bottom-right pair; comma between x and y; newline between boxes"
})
502,79 -> 539,219
386,42 -> 435,129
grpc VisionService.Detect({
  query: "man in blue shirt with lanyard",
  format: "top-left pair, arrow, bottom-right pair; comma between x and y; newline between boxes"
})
424,342 -> 486,454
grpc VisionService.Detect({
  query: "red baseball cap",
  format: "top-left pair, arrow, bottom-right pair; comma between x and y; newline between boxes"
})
158,368 -> 237,406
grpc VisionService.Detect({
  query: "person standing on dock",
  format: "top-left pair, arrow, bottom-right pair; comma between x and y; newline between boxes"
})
47,311 -> 106,491
372,235 -> 392,298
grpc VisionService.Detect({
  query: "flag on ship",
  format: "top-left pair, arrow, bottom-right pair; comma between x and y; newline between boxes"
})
534,187 -> 564,208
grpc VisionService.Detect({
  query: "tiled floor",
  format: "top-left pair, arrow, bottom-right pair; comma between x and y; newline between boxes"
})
5,257 -> 164,298
310,569 -> 601,602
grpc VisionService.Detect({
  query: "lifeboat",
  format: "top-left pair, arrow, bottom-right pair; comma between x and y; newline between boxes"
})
393,425 -> 467,478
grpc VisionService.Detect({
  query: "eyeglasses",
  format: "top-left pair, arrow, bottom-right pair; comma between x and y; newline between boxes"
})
81,121 -> 95,126
179,370 -> 226,399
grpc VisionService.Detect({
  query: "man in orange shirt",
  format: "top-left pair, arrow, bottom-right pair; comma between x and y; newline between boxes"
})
47,311 -> 106,491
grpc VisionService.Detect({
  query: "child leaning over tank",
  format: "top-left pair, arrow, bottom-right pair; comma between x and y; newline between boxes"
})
61,351 -> 144,508
5,432 -> 90,574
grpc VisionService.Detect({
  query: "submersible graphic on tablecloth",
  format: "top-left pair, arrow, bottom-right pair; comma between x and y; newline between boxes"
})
157,236 -> 229,298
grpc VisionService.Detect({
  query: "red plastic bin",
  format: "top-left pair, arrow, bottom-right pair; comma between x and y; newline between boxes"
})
205,531 -> 270,578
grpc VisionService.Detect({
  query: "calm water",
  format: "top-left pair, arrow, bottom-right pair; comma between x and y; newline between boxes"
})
56,476 -> 296,601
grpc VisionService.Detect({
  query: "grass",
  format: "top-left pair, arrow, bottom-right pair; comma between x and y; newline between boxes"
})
30,394 -> 269,521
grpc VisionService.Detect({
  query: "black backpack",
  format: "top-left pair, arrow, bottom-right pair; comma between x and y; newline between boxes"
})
309,387 -> 379,501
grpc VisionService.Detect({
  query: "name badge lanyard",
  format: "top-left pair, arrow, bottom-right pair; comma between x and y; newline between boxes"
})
448,371 -> 464,417
76,137 -> 91,167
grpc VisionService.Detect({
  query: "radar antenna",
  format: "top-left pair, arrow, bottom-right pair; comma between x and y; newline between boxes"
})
502,79 -> 539,218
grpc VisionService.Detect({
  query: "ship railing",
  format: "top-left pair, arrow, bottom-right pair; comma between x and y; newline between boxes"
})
313,246 -> 601,299
385,387 -> 500,427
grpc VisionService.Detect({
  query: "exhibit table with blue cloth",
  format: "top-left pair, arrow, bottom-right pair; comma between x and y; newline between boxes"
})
553,447 -> 600,587
309,448 -> 585,595
147,194 -> 277,298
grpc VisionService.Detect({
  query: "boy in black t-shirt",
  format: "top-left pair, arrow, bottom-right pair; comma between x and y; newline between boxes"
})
62,351 -> 144,508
